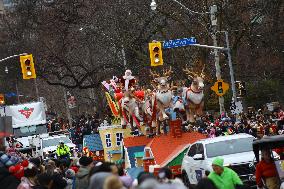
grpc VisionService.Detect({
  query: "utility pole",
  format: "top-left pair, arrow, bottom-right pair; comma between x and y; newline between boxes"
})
210,5 -> 225,114
224,31 -> 237,103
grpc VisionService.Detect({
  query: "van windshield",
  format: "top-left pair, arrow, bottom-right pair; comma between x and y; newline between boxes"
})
206,137 -> 254,158
42,137 -> 71,148
14,124 -> 47,138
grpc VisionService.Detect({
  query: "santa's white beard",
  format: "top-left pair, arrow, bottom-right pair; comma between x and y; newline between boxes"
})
123,75 -> 134,91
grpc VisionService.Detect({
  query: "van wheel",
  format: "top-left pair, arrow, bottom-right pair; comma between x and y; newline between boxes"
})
182,171 -> 192,189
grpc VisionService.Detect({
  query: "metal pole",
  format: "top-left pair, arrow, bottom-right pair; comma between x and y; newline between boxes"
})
224,31 -> 237,103
0,53 -> 28,62
34,78 -> 39,101
63,88 -> 72,127
15,78 -> 20,103
210,5 -> 225,114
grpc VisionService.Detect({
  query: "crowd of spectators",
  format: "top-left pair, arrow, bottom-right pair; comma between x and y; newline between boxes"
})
0,149 -> 196,189
193,106 -> 284,139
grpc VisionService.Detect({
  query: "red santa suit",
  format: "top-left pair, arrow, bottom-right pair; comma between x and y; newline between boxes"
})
119,70 -> 136,91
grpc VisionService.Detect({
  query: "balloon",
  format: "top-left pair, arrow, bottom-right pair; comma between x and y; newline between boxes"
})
9,165 -> 16,173
21,160 -> 29,167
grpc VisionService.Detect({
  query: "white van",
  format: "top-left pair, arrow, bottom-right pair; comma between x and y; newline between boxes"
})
181,133 -> 256,186
40,135 -> 76,160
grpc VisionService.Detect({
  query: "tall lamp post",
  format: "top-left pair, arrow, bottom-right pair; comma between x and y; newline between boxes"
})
150,0 -> 237,114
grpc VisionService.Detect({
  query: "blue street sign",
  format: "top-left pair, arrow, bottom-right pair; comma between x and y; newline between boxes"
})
163,37 -> 197,49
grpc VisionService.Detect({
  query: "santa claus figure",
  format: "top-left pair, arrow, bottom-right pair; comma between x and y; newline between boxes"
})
119,70 -> 136,91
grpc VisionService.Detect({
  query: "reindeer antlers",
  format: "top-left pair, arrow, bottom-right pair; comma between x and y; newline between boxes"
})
150,69 -> 160,79
183,67 -> 197,78
200,64 -> 205,78
150,66 -> 173,78
162,66 -> 173,77
183,64 -> 206,79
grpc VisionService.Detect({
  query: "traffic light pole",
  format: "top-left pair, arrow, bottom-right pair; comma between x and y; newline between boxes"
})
210,5 -> 225,114
0,53 -> 28,62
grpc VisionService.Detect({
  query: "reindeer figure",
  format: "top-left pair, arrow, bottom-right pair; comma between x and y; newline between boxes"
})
150,67 -> 173,134
120,90 -> 142,132
183,65 -> 205,123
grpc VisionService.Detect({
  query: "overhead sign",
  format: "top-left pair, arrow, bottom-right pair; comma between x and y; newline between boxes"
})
163,37 -> 197,49
211,79 -> 229,96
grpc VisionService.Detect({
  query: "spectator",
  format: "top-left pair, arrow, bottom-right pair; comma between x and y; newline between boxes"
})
0,166 -> 20,189
103,175 -> 124,189
89,162 -> 114,177
196,178 -> 217,189
44,160 -> 67,189
33,173 -> 53,189
75,156 -> 93,189
208,157 -> 243,189
17,163 -> 38,189
255,149 -> 280,189
157,167 -> 172,183
88,172 -> 112,189
65,169 -> 76,189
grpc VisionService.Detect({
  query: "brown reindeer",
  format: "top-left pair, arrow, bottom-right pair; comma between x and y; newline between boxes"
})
183,65 -> 205,123
150,67 -> 173,134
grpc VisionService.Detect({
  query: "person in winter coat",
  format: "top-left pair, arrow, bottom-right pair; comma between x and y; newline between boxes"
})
65,169 -> 75,189
33,173 -> 53,189
44,160 -> 67,189
17,164 -> 38,189
0,166 -> 20,189
208,157 -> 243,189
75,156 -> 93,189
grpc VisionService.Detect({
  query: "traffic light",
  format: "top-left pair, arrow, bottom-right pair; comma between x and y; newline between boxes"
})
20,54 -> 36,79
0,94 -> 4,105
149,41 -> 163,67
235,81 -> 246,97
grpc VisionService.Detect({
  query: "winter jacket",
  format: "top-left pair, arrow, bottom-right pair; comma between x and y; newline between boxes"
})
65,178 -> 75,189
51,173 -> 67,189
0,167 -> 20,189
75,167 -> 90,189
17,177 -> 35,189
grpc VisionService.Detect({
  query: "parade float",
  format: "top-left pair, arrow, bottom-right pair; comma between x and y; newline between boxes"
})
97,65 -> 207,174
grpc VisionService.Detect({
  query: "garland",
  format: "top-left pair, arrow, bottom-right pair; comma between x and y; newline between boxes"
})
105,92 -> 120,117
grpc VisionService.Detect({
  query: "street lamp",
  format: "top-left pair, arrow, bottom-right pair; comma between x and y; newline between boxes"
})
5,66 -> 8,74
150,0 -> 157,11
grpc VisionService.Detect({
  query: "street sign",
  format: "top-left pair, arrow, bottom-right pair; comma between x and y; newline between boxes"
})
211,79 -> 229,96
163,37 -> 197,49
235,81 -> 246,97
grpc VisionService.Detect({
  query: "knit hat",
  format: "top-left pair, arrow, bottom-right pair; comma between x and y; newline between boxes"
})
29,158 -> 41,168
79,156 -> 93,167
65,169 -> 75,179
212,157 -> 224,168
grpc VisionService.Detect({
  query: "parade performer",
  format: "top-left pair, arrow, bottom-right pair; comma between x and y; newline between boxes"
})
119,69 -> 137,91
56,140 -> 71,160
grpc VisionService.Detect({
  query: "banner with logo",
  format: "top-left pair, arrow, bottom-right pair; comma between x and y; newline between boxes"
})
5,102 -> 46,128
